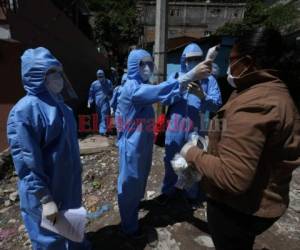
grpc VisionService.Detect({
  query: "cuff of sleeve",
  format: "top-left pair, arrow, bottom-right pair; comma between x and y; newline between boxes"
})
40,194 -> 53,204
185,146 -> 200,161
185,146 -> 205,175
171,79 -> 185,96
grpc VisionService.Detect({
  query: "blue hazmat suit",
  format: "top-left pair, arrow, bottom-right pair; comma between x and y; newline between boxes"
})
162,43 -> 222,198
110,73 -> 127,113
110,73 -> 127,143
117,49 -> 182,234
88,70 -> 113,134
110,86 -> 122,114
6,47 -> 88,249
121,72 -> 128,85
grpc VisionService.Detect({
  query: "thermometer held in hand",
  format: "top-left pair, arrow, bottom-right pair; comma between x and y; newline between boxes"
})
205,45 -> 220,61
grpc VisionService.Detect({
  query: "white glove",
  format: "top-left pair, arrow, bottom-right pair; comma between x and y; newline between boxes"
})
205,45 -> 220,61
42,201 -> 58,223
87,102 -> 91,108
178,60 -> 212,90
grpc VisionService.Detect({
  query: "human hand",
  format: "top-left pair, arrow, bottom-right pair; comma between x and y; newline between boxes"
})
187,82 -> 206,100
87,102 -> 91,108
42,201 -> 58,223
190,60 -> 212,81
178,60 -> 212,90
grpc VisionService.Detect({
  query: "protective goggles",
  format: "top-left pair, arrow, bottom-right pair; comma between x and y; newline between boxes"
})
46,66 -> 78,100
139,56 -> 154,71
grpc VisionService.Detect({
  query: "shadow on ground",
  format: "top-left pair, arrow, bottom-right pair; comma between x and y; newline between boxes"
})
87,193 -> 210,250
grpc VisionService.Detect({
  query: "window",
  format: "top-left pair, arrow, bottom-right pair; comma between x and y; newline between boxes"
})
210,8 -> 221,17
169,8 -> 181,17
204,31 -> 212,37
233,11 -> 239,18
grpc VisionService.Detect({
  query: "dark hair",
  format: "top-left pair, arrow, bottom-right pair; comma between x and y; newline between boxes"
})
235,27 -> 284,70
235,27 -> 300,108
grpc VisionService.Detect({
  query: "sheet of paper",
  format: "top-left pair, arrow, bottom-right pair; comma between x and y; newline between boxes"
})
41,207 -> 87,242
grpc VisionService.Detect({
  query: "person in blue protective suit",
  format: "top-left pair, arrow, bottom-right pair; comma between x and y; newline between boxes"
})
110,73 -> 127,145
159,43 -> 222,207
117,48 -> 212,237
6,47 -> 90,250
110,73 -> 127,114
87,69 -> 113,136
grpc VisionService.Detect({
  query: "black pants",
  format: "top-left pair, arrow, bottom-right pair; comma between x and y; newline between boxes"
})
207,200 -> 278,250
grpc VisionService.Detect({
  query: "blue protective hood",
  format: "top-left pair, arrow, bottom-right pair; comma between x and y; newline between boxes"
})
180,43 -> 203,73
127,49 -> 151,82
21,47 -> 62,95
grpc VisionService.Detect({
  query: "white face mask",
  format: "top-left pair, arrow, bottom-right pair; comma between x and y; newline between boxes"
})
227,66 -> 237,88
98,77 -> 105,83
140,64 -> 153,82
226,56 -> 250,89
46,72 -> 64,94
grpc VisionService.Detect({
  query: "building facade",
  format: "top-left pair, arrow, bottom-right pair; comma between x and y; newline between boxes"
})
137,1 -> 246,44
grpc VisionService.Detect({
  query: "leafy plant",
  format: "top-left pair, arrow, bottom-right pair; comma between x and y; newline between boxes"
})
86,0 -> 142,57
216,0 -> 300,35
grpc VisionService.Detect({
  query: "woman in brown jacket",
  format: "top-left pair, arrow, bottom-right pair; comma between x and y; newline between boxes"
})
181,27 -> 300,250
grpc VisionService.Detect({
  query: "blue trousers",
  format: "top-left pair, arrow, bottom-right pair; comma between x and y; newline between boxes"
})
96,101 -> 110,134
117,142 -> 152,234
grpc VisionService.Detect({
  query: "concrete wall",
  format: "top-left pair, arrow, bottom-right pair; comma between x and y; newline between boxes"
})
137,1 -> 246,43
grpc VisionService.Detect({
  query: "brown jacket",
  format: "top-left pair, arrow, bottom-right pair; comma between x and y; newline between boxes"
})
186,70 -> 300,218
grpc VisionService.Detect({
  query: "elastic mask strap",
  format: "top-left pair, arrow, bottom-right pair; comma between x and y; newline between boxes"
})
229,56 -> 250,78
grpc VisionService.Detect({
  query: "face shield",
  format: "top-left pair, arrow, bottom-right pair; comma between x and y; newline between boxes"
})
98,76 -> 105,83
185,56 -> 203,72
45,67 -> 78,101
97,70 -> 105,83
139,56 -> 155,83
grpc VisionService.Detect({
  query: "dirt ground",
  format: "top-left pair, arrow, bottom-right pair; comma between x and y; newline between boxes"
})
0,136 -> 299,250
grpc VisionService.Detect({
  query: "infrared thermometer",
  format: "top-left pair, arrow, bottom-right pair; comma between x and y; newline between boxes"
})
205,45 -> 220,61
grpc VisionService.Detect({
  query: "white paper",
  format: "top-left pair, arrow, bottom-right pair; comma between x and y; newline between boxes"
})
41,207 -> 87,242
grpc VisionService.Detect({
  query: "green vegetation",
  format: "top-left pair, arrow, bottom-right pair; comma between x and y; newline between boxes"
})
86,0 -> 141,57
216,0 -> 300,35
